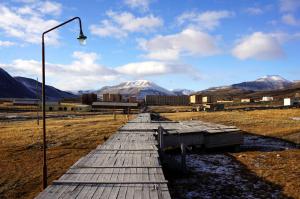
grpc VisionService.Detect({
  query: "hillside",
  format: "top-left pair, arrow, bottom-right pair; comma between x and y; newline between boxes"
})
0,68 -> 36,98
15,77 -> 77,100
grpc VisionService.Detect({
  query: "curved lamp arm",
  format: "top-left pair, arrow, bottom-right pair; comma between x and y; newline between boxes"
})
41,16 -> 87,189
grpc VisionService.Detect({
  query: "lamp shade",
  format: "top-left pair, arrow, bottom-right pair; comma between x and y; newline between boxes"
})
77,33 -> 87,45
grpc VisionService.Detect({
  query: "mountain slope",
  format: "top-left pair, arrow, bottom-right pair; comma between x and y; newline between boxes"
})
0,68 -> 36,98
15,77 -> 77,100
172,89 -> 194,95
97,80 -> 175,99
196,75 -> 300,100
232,75 -> 292,91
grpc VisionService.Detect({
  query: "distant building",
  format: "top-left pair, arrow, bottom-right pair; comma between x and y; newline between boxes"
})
81,93 -> 97,105
128,96 -> 137,103
217,100 -> 233,104
103,93 -> 110,102
45,103 -> 91,112
102,93 -> 122,102
145,95 -> 189,106
92,101 -> 138,111
12,98 -> 39,106
241,98 -> 253,103
203,103 -> 224,111
190,94 -> 202,104
284,98 -> 294,106
261,96 -> 273,102
202,96 -> 215,104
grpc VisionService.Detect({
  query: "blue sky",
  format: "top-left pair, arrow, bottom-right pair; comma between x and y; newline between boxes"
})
0,0 -> 300,91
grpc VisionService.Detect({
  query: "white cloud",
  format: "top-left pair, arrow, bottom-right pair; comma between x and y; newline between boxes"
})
0,3 -> 61,45
1,50 -> 202,90
0,40 -> 15,47
232,32 -> 284,60
177,10 -> 234,30
90,11 -> 163,38
279,0 -> 300,12
124,0 -> 151,11
1,51 -> 119,90
139,28 -> 220,61
116,61 -> 201,79
245,7 -> 263,15
282,14 -> 300,26
38,1 -> 62,16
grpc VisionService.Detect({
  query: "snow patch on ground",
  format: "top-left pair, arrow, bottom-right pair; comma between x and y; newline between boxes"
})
170,153 -> 285,199
243,135 -> 296,150
187,154 -> 239,175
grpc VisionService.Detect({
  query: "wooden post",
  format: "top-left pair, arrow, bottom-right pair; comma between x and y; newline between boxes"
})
181,143 -> 186,171
158,126 -> 164,150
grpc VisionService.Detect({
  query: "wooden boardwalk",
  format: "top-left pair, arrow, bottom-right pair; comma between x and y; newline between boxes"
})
36,113 -> 171,199
35,113 -> 243,199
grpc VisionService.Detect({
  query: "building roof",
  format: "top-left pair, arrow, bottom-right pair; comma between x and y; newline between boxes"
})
92,102 -> 138,107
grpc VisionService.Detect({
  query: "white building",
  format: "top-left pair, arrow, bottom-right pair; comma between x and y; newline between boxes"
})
261,96 -> 273,102
284,98 -> 294,106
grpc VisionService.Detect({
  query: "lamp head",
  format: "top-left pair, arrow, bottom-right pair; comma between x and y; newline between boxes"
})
77,32 -> 87,45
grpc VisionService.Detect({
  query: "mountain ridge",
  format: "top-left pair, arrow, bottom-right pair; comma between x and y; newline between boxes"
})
0,67 -> 77,100
97,80 -> 175,100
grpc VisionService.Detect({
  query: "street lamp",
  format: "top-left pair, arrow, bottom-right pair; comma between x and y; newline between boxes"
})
41,17 -> 87,189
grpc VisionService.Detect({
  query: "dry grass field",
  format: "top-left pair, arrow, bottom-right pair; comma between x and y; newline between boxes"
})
0,114 -> 129,199
161,109 -> 300,199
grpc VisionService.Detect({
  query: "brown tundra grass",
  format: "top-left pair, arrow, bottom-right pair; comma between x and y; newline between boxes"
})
0,114 -> 129,199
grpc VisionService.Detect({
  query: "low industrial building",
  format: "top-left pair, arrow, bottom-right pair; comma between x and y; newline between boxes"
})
92,102 -> 139,113
241,98 -> 253,103
216,100 -> 233,104
45,103 -> 91,112
12,98 -> 39,106
261,96 -> 274,102
145,95 -> 189,106
203,103 -> 224,111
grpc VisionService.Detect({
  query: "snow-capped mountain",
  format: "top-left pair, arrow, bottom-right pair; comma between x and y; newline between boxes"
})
97,80 -> 175,99
172,89 -> 195,96
232,75 -> 292,91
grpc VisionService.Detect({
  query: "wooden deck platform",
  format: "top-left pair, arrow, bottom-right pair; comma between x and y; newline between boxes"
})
35,113 -> 171,199
35,113 -> 243,199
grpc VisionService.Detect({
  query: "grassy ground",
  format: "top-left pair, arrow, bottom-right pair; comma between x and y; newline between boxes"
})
0,114 -> 129,199
161,109 -> 300,199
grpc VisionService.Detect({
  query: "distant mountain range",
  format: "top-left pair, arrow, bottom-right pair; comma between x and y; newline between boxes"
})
1,66 -> 299,100
0,68 -> 77,100
198,75 -> 300,99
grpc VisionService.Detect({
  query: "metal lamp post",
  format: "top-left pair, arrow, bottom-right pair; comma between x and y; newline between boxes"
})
41,17 -> 87,189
